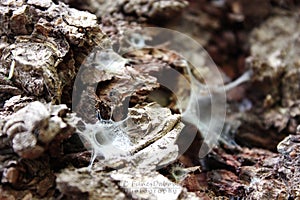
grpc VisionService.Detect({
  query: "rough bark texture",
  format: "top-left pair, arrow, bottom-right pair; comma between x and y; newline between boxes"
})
235,13 -> 300,150
0,0 -> 108,104
1,0 -> 300,199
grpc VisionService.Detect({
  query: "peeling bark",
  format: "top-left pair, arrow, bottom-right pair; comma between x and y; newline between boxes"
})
0,0 -> 300,199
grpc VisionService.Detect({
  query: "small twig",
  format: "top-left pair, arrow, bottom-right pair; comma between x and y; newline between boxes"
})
6,58 -> 16,80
